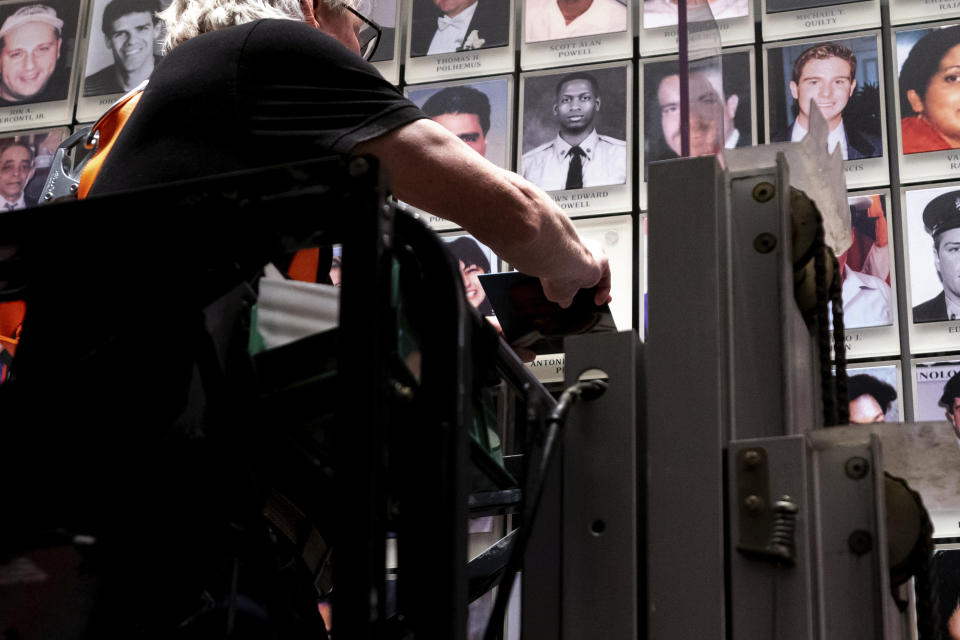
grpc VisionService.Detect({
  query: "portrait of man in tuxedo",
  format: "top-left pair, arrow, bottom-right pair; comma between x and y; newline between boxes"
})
912,190 -> 960,324
410,0 -> 509,57
769,41 -> 882,160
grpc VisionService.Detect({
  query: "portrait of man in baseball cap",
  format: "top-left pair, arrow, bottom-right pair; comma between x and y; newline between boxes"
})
0,3 -> 73,106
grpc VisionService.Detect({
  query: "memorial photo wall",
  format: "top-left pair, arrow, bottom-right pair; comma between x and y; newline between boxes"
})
392,0 -> 960,395
0,0 -> 954,406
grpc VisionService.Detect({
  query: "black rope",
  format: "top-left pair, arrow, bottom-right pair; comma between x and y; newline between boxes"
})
813,225 -> 837,427
913,491 -> 940,640
828,252 -> 848,425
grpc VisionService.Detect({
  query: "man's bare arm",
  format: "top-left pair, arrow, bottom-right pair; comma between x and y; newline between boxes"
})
353,118 -> 610,307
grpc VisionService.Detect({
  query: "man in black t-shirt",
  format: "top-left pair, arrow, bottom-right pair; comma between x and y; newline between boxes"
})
78,0 -> 611,635
94,0 -> 610,310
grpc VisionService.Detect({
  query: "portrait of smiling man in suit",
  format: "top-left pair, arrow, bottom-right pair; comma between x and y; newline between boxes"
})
768,40 -> 882,160
410,0 -> 509,57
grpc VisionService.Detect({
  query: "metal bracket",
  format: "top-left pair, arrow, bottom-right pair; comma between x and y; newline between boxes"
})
735,446 -> 798,565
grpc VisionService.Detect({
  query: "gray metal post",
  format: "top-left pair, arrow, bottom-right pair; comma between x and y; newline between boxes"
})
561,331 -> 643,639
646,156 -> 729,640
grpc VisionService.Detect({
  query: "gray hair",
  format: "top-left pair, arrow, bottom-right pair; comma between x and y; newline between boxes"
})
158,0 -> 347,52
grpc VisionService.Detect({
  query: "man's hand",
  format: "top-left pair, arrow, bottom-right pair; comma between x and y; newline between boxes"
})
539,239 -> 612,309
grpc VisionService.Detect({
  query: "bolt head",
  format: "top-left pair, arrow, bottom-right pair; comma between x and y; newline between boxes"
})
753,232 -> 777,254
349,157 -> 369,176
844,457 -> 870,480
752,182 -> 775,202
848,530 -> 873,555
745,495 -> 764,513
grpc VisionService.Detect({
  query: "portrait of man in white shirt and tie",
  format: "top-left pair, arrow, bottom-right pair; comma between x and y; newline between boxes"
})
0,141 -> 34,211
410,0 -> 509,57
521,70 -> 627,192
524,0 -> 626,44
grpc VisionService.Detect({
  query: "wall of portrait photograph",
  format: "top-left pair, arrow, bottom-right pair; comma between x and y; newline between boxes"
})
0,0 -> 954,423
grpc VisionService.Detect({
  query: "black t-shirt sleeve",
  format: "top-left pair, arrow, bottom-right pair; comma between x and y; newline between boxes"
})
239,20 -> 426,156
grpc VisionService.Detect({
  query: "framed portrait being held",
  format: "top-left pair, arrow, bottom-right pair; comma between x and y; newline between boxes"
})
0,0 -> 86,131
525,213 -> 632,383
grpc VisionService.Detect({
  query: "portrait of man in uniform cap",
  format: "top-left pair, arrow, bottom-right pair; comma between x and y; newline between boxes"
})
0,3 -> 69,106
913,189 -> 960,324
521,69 -> 627,192
940,370 -> 960,441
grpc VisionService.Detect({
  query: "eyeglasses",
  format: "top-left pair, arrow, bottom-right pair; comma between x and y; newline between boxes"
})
344,2 -> 382,61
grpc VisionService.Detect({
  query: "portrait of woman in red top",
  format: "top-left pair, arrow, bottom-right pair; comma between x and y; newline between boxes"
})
899,24 -> 960,154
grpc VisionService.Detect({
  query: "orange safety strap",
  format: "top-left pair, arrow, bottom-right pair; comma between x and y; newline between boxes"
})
0,300 -> 26,356
287,247 -> 321,283
78,88 -> 144,199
